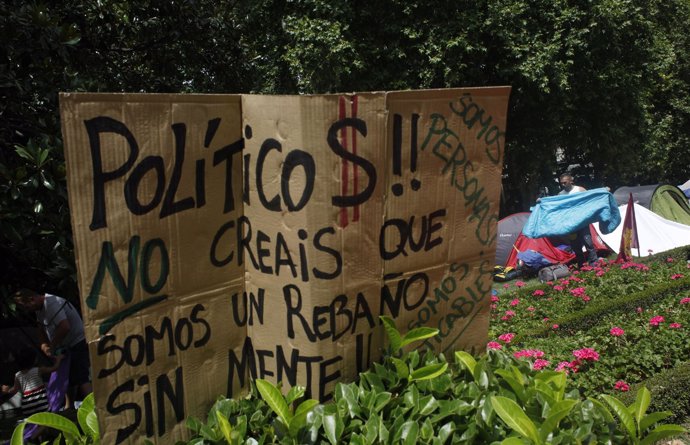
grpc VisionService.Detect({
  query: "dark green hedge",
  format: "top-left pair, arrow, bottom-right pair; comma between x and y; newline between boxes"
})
618,361 -> 690,423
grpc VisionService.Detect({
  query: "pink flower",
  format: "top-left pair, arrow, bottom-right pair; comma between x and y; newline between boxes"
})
667,257 -> 675,263
555,361 -> 572,373
582,296 -> 591,302
671,274 -> 684,280
503,284 -> 510,289
498,333 -> 516,343
542,317 -> 549,322
596,270 -> 605,277
573,348 -> 600,361
649,315 -> 665,326
533,359 -> 550,370
614,380 -> 630,392
610,327 -> 625,336
501,310 -> 516,321
490,304 -> 498,310
553,285 -> 564,291
487,341 -> 503,350
532,289 -> 545,297
552,324 -> 559,330
510,299 -> 520,306
570,287 -> 586,297
527,306 -> 536,312
637,307 -> 643,313
670,323 -> 682,329
680,297 -> 690,305
514,349 -> 545,359
515,281 -> 526,288
491,295 -> 500,303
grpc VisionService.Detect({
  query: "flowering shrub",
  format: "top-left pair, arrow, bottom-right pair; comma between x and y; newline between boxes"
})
490,247 -> 690,398
649,315 -> 665,326
609,326 -> 625,336
614,380 -> 630,392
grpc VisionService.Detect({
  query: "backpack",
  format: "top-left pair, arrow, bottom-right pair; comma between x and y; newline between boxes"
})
493,266 -> 521,282
537,264 -> 570,283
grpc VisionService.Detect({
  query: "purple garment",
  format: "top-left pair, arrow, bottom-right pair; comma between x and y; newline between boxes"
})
47,353 -> 70,412
22,354 -> 70,441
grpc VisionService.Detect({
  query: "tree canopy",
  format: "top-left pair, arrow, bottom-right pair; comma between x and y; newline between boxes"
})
1,0 -> 689,303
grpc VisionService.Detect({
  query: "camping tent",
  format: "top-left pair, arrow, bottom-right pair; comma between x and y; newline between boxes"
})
495,212 -> 531,267
594,203 -> 690,256
495,212 -> 610,269
680,179 -> 690,199
613,184 -> 690,225
503,226 -> 609,269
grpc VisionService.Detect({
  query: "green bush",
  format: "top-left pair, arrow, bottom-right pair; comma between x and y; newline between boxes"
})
618,361 -> 690,424
16,318 -> 686,444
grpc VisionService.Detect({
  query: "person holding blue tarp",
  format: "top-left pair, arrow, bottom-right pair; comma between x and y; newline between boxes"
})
524,174 -> 621,267
557,173 -> 597,266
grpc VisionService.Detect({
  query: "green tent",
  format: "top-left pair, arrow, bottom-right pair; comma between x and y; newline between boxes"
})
614,184 -> 690,226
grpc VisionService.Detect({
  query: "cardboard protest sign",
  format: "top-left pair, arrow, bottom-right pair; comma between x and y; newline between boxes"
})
59,87 -> 510,444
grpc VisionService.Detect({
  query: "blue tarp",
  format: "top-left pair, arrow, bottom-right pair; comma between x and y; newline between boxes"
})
523,188 -> 621,238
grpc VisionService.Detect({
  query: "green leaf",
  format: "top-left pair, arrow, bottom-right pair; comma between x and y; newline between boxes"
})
495,369 -> 526,403
630,386 -> 651,432
419,395 -> 439,416
455,350 -> 477,375
391,357 -> 410,379
380,316 -> 402,352
286,385 -> 306,405
540,399 -> 577,442
86,411 -> 99,440
215,411 -> 233,444
255,379 -> 291,426
373,392 -> 392,413
401,327 -> 439,348
410,363 -> 448,381
601,394 -> 636,441
401,420 -> 419,445
323,412 -> 344,445
14,145 -> 33,161
501,437 -> 528,445
77,393 -> 98,439
10,421 -> 26,445
639,424 -> 687,445
200,424 -> 221,442
288,399 -> 318,438
38,148 -> 49,166
490,396 -> 541,445
363,413 -> 379,443
534,371 -> 566,401
186,416 -> 203,434
639,411 -> 673,432
349,433 -> 366,445
336,384 -> 360,418
587,397 -> 615,424
23,412 -> 80,438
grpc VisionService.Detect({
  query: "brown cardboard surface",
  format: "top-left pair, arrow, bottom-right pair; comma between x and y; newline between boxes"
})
59,87 -> 510,444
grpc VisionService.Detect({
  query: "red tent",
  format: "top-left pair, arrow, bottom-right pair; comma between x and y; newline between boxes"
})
503,224 -> 610,269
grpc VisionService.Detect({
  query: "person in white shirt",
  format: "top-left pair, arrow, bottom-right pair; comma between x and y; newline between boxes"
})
14,289 -> 92,409
557,173 -> 598,265
558,173 -> 587,195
